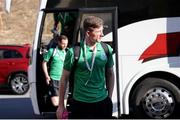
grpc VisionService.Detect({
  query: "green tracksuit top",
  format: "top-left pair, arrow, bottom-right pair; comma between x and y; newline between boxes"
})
43,47 -> 66,81
64,41 -> 114,103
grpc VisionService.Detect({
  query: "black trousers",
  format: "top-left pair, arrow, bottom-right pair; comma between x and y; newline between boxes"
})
68,97 -> 113,119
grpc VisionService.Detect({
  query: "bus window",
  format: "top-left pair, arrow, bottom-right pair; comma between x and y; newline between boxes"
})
75,9 -> 117,49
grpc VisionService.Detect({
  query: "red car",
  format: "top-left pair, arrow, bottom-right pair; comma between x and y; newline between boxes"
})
0,44 -> 30,95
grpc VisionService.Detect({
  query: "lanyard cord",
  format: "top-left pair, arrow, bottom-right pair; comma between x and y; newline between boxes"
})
83,40 -> 97,85
56,46 -> 66,61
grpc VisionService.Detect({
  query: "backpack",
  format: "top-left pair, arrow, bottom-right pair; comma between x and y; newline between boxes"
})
66,42 -> 110,111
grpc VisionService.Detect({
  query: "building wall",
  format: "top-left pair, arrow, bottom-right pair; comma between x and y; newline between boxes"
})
0,0 -> 40,45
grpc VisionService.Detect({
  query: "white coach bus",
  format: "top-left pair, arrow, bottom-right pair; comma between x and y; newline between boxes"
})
28,0 -> 180,118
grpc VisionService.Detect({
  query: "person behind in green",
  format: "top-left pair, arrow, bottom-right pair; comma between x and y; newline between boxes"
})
42,35 -> 68,107
52,12 -> 77,41
56,16 -> 115,119
48,12 -> 77,50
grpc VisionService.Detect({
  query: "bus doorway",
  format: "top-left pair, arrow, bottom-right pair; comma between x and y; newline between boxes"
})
30,6 -> 119,117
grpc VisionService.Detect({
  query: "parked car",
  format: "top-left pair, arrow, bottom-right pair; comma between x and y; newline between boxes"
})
0,44 -> 30,95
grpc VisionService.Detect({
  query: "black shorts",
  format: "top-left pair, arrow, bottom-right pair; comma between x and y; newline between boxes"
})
48,80 -> 59,97
68,97 -> 113,119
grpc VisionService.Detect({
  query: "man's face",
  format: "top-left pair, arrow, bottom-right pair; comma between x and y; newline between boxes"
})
58,39 -> 68,50
87,26 -> 104,43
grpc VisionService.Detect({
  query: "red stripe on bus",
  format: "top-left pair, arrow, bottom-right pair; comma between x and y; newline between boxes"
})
139,32 -> 180,63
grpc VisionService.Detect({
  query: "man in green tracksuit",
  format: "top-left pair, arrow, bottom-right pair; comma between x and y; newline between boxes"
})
42,35 -> 68,107
52,12 -> 77,41
56,16 -> 114,119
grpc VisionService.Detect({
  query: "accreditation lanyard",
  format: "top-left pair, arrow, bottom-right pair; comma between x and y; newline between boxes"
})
56,47 -> 66,61
83,41 -> 97,85
59,50 -> 66,61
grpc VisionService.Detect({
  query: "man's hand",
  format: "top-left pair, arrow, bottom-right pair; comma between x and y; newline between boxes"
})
56,106 -> 66,119
46,76 -> 51,85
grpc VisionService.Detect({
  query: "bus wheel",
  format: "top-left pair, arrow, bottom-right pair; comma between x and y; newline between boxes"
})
130,77 -> 179,119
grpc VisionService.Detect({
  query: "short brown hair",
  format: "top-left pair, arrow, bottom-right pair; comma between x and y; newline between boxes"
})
83,16 -> 104,32
58,35 -> 68,42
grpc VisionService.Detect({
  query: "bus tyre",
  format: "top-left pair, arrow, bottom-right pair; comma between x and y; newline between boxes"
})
130,77 -> 180,119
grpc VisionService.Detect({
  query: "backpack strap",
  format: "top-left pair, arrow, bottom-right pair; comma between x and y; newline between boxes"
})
48,46 -> 57,65
100,42 -> 109,60
66,45 -> 80,111
100,42 -> 110,85
73,45 -> 80,61
52,46 -> 57,57
69,45 -> 80,89
47,47 -> 57,72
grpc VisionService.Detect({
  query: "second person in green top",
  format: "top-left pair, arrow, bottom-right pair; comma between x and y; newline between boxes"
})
42,35 -> 68,108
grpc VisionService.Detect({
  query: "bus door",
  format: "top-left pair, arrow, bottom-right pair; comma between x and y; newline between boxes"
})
31,9 -> 79,115
31,6 -> 119,118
